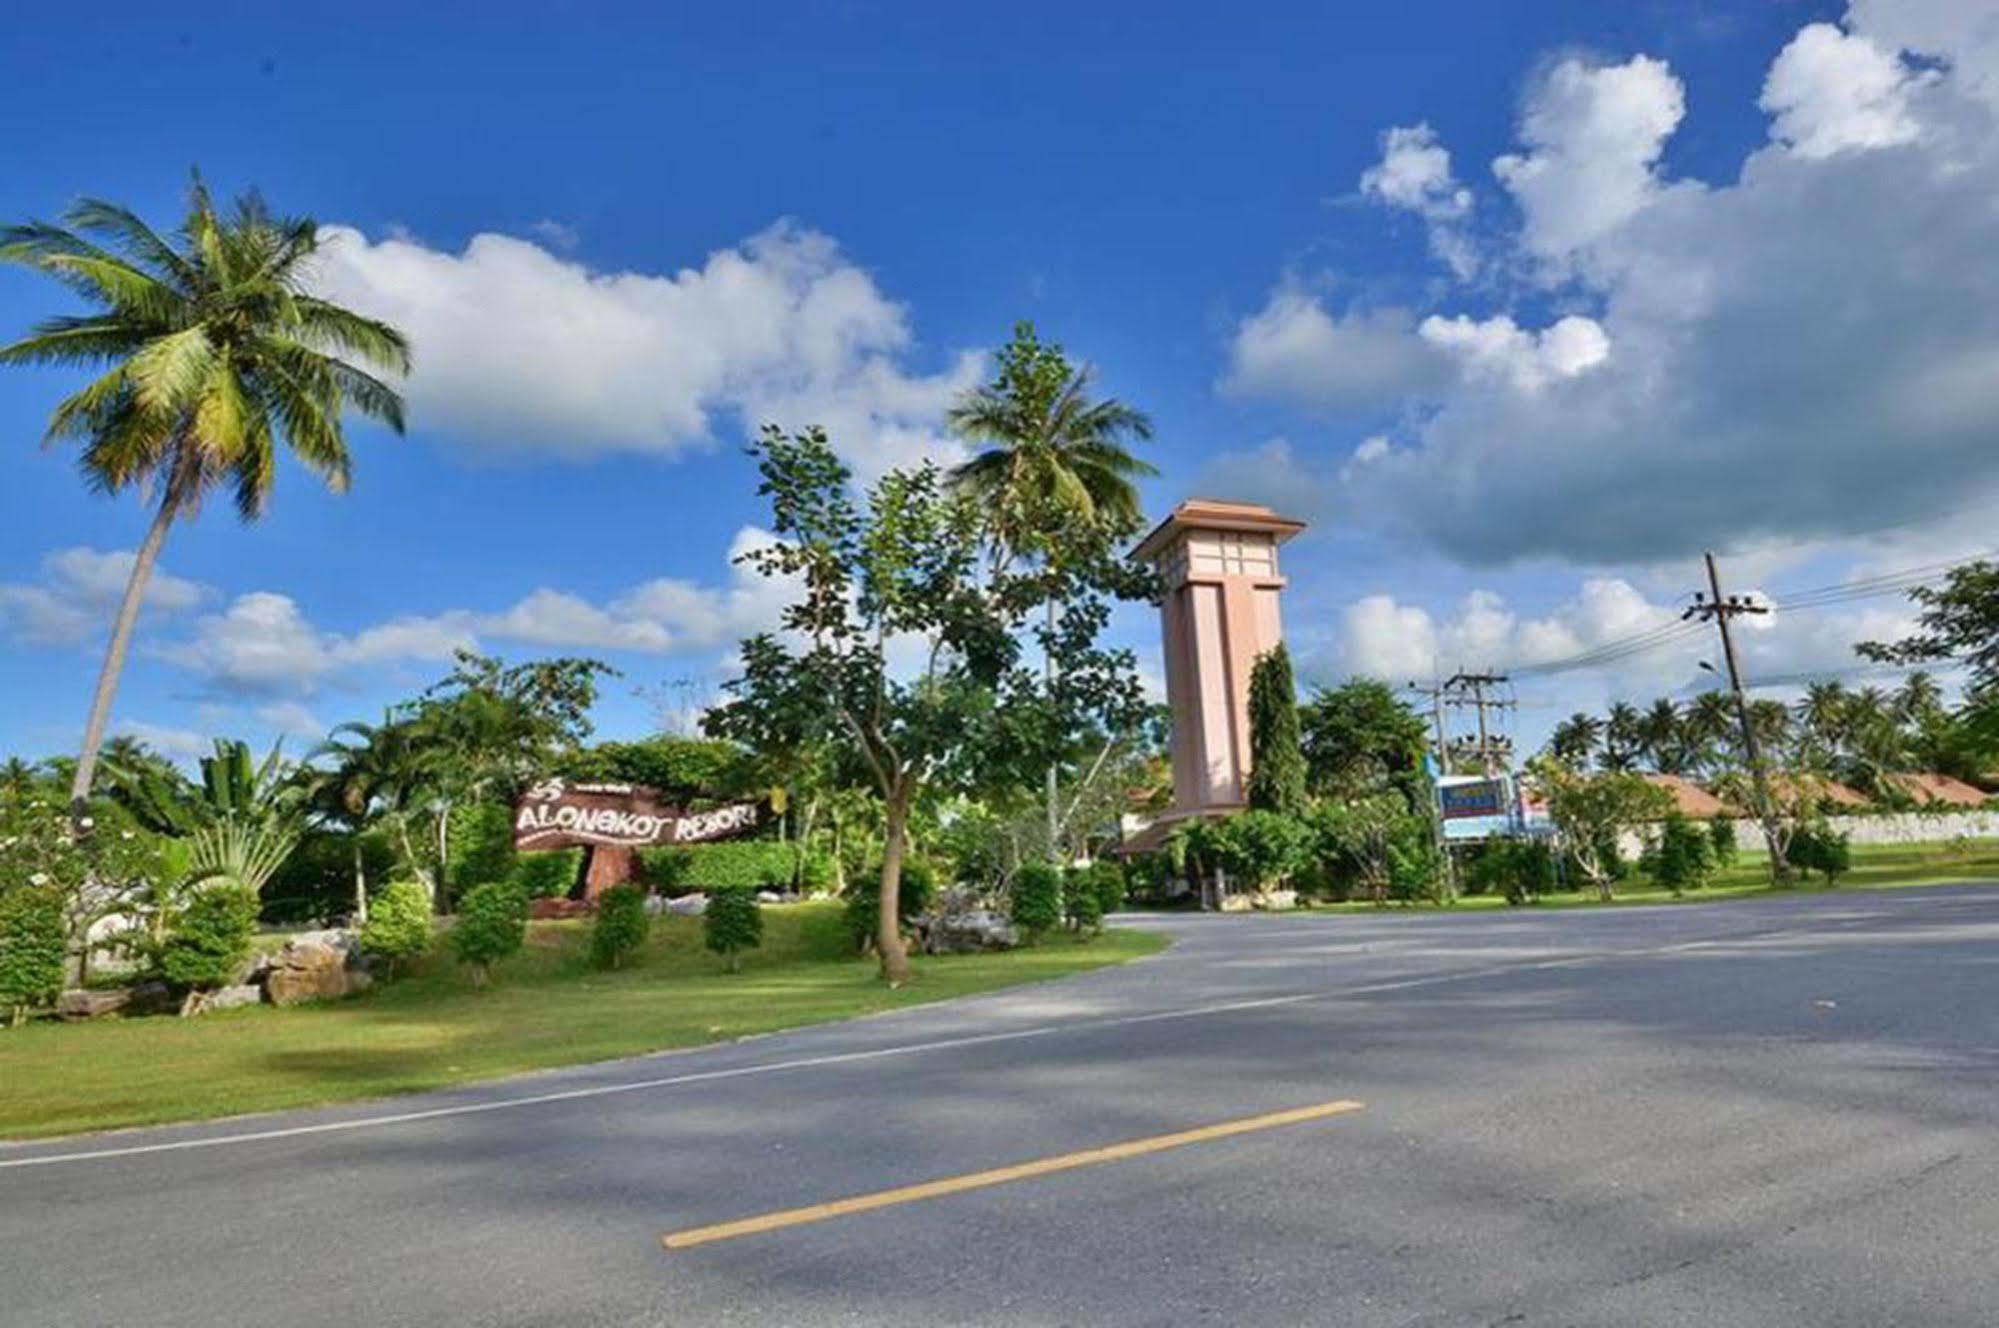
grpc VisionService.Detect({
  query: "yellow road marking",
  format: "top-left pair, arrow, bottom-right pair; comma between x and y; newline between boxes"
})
661,1098 -> 1365,1250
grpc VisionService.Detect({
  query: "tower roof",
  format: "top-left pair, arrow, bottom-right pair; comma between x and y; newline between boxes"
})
1130,498 -> 1307,563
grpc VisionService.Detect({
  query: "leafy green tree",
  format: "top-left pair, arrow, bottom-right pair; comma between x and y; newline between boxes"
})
1300,678 -> 1430,801
1533,759 -> 1673,901
157,882 -> 259,1013
1861,561 -> 1999,699
1008,862 -> 1063,942
0,182 -> 409,820
1653,812 -> 1714,896
450,881 -> 528,986
707,427 -> 1145,983
358,880 -> 432,976
1309,793 -> 1416,905
1467,839 -> 1556,905
1245,645 -> 1308,817
947,322 -> 1155,858
703,887 -> 763,972
1708,816 -> 1738,868
0,886 -> 67,1025
590,884 -> 650,970
1210,809 -> 1311,898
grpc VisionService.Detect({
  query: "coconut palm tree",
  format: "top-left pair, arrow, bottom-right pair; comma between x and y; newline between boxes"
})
1683,690 -> 1736,775
0,180 -> 410,820
947,322 -> 1154,854
1639,697 -> 1687,774
1602,701 -> 1644,772
1548,712 -> 1603,768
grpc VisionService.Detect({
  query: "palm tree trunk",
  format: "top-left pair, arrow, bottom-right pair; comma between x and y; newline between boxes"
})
69,494 -> 176,824
1044,595 -> 1060,861
352,840 -> 369,926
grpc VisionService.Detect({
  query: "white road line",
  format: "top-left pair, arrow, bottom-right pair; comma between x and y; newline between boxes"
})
0,911 -> 1914,1170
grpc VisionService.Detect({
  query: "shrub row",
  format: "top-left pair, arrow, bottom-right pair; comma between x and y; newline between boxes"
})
640,841 -> 830,895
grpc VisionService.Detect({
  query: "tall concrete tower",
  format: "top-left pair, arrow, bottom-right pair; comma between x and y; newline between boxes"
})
1133,499 -> 1306,816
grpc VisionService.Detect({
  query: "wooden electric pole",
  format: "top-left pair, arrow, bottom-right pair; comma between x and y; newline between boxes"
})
1443,672 -> 1513,776
1684,552 -> 1787,881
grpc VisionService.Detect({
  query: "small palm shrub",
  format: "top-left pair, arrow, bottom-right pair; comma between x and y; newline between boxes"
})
843,857 -> 934,951
451,881 -> 528,986
157,881 -> 260,1013
0,885 -> 67,1026
1010,863 -> 1063,942
359,880 -> 433,977
591,884 -> 650,969
704,886 -> 763,972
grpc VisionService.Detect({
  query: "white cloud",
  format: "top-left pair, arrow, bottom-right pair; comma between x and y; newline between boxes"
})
151,526 -> 798,697
313,220 -> 977,479
1762,22 -> 1932,158
1492,53 -> 1686,265
256,701 -> 326,740
0,547 -> 209,647
112,720 -> 208,763
1417,313 -> 1610,392
1360,123 -> 1478,277
1353,435 -> 1392,464
1220,289 -> 1448,409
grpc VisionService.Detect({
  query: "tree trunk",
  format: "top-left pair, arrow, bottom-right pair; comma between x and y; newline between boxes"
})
69,495 -> 177,825
434,802 -> 452,911
352,841 -> 369,927
877,782 -> 913,986
1044,595 -> 1060,862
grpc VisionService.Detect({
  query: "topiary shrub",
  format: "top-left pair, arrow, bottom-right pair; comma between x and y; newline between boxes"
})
843,857 -> 934,951
1707,816 -> 1738,869
704,886 -> 763,972
510,848 -> 585,899
591,884 -> 651,969
1009,862 -> 1063,942
157,881 -> 260,1014
1789,822 -> 1852,885
1064,867 -> 1105,935
451,881 -> 528,986
640,841 -> 800,895
0,885 -> 67,1026
359,880 -> 433,977
1653,812 -> 1714,896
1086,860 -> 1126,917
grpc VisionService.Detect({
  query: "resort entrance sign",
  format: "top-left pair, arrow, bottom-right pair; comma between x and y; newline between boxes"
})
512,778 -> 759,851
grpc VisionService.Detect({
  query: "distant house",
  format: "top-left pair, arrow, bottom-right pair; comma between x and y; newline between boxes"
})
1764,773 -> 1869,810
1881,772 -> 1991,808
1640,774 -> 1731,818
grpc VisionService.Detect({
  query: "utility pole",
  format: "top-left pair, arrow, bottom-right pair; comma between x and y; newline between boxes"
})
1443,672 -> 1513,776
1408,680 -> 1448,774
1684,552 -> 1786,881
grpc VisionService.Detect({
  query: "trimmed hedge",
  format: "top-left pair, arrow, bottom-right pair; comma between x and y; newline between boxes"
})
359,880 -> 433,974
1009,863 -> 1062,941
638,841 -> 826,895
704,886 -> 763,971
511,848 -> 584,899
0,885 -> 66,1024
590,884 -> 650,969
451,881 -> 529,985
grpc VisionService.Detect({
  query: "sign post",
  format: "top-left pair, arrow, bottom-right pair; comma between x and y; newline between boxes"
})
513,779 -> 761,900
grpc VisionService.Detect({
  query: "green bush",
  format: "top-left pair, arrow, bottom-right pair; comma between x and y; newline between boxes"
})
261,829 -> 398,926
704,886 -> 763,972
639,841 -> 805,895
1064,868 -> 1105,934
1086,860 -> 1126,916
1708,816 -> 1738,868
450,881 -> 529,985
843,857 -> 934,951
0,885 -> 67,1024
591,884 -> 651,969
446,802 -> 517,904
157,881 -> 260,995
510,848 -> 583,899
1009,862 -> 1063,941
359,880 -> 433,976
1212,809 -> 1312,894
1789,822 -> 1852,885
1654,812 -> 1714,896
1467,839 -> 1556,905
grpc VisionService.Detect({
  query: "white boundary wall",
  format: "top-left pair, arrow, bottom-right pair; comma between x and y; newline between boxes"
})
1620,809 -> 1998,857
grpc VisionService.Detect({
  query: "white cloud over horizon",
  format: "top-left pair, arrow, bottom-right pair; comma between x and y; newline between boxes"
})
0,548 -> 209,647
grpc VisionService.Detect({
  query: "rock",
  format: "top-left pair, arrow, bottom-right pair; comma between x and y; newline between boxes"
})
755,890 -> 784,904
125,980 -> 177,1016
200,984 -> 263,1013
1255,890 -> 1299,911
642,894 -> 667,916
528,897 -> 594,921
290,928 -> 360,959
266,966 -> 352,1007
1219,894 -> 1255,913
58,988 -> 131,1020
275,940 -> 345,974
917,908 -> 1017,954
345,969 -> 374,995
666,893 -> 708,917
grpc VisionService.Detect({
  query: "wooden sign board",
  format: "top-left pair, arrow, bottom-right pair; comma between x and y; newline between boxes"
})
513,778 -> 759,852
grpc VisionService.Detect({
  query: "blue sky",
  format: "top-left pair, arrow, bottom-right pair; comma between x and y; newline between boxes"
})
7,0 -> 1998,765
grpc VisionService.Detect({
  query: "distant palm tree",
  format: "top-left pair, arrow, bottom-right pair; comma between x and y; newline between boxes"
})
1798,681 -> 1852,760
1895,671 -> 1945,729
1683,691 -> 1736,773
1639,697 -> 1687,773
1548,712 -> 1603,768
1602,701 -> 1644,772
0,180 -> 410,820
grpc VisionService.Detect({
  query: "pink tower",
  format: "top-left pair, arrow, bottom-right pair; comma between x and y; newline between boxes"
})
1133,499 -> 1306,817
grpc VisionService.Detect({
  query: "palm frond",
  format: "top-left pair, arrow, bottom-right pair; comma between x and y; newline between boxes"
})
292,297 -> 412,375
126,325 -> 215,417
64,198 -> 197,289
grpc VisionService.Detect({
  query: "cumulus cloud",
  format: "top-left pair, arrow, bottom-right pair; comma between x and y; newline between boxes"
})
1219,289 -> 1448,409
1762,22 -> 1932,158
151,527 -> 797,697
1360,123 -> 1478,276
1492,53 -> 1686,265
112,721 -> 209,764
312,220 -> 979,479
0,548 -> 209,647
1228,5 -> 1999,564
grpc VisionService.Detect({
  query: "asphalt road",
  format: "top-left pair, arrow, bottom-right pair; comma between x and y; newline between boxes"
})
6,885 -> 1999,1327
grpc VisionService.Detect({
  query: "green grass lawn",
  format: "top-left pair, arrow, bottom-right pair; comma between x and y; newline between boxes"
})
1302,838 -> 1999,914
0,904 -> 1165,1141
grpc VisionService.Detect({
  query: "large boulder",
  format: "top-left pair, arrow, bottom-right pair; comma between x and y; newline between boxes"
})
265,966 -> 351,1006
57,988 -> 132,1020
666,893 -> 708,917
200,984 -> 263,1013
260,928 -> 367,1006
915,903 -> 1018,954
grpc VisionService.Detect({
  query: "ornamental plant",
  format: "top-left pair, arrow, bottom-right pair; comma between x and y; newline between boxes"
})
451,881 -> 528,986
844,857 -> 934,952
591,883 -> 650,970
1063,867 -> 1105,935
0,885 -> 67,1025
1653,812 -> 1714,896
156,881 -> 260,1013
704,886 -> 763,972
1708,816 -> 1738,868
1009,862 -> 1063,942
359,879 -> 433,977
